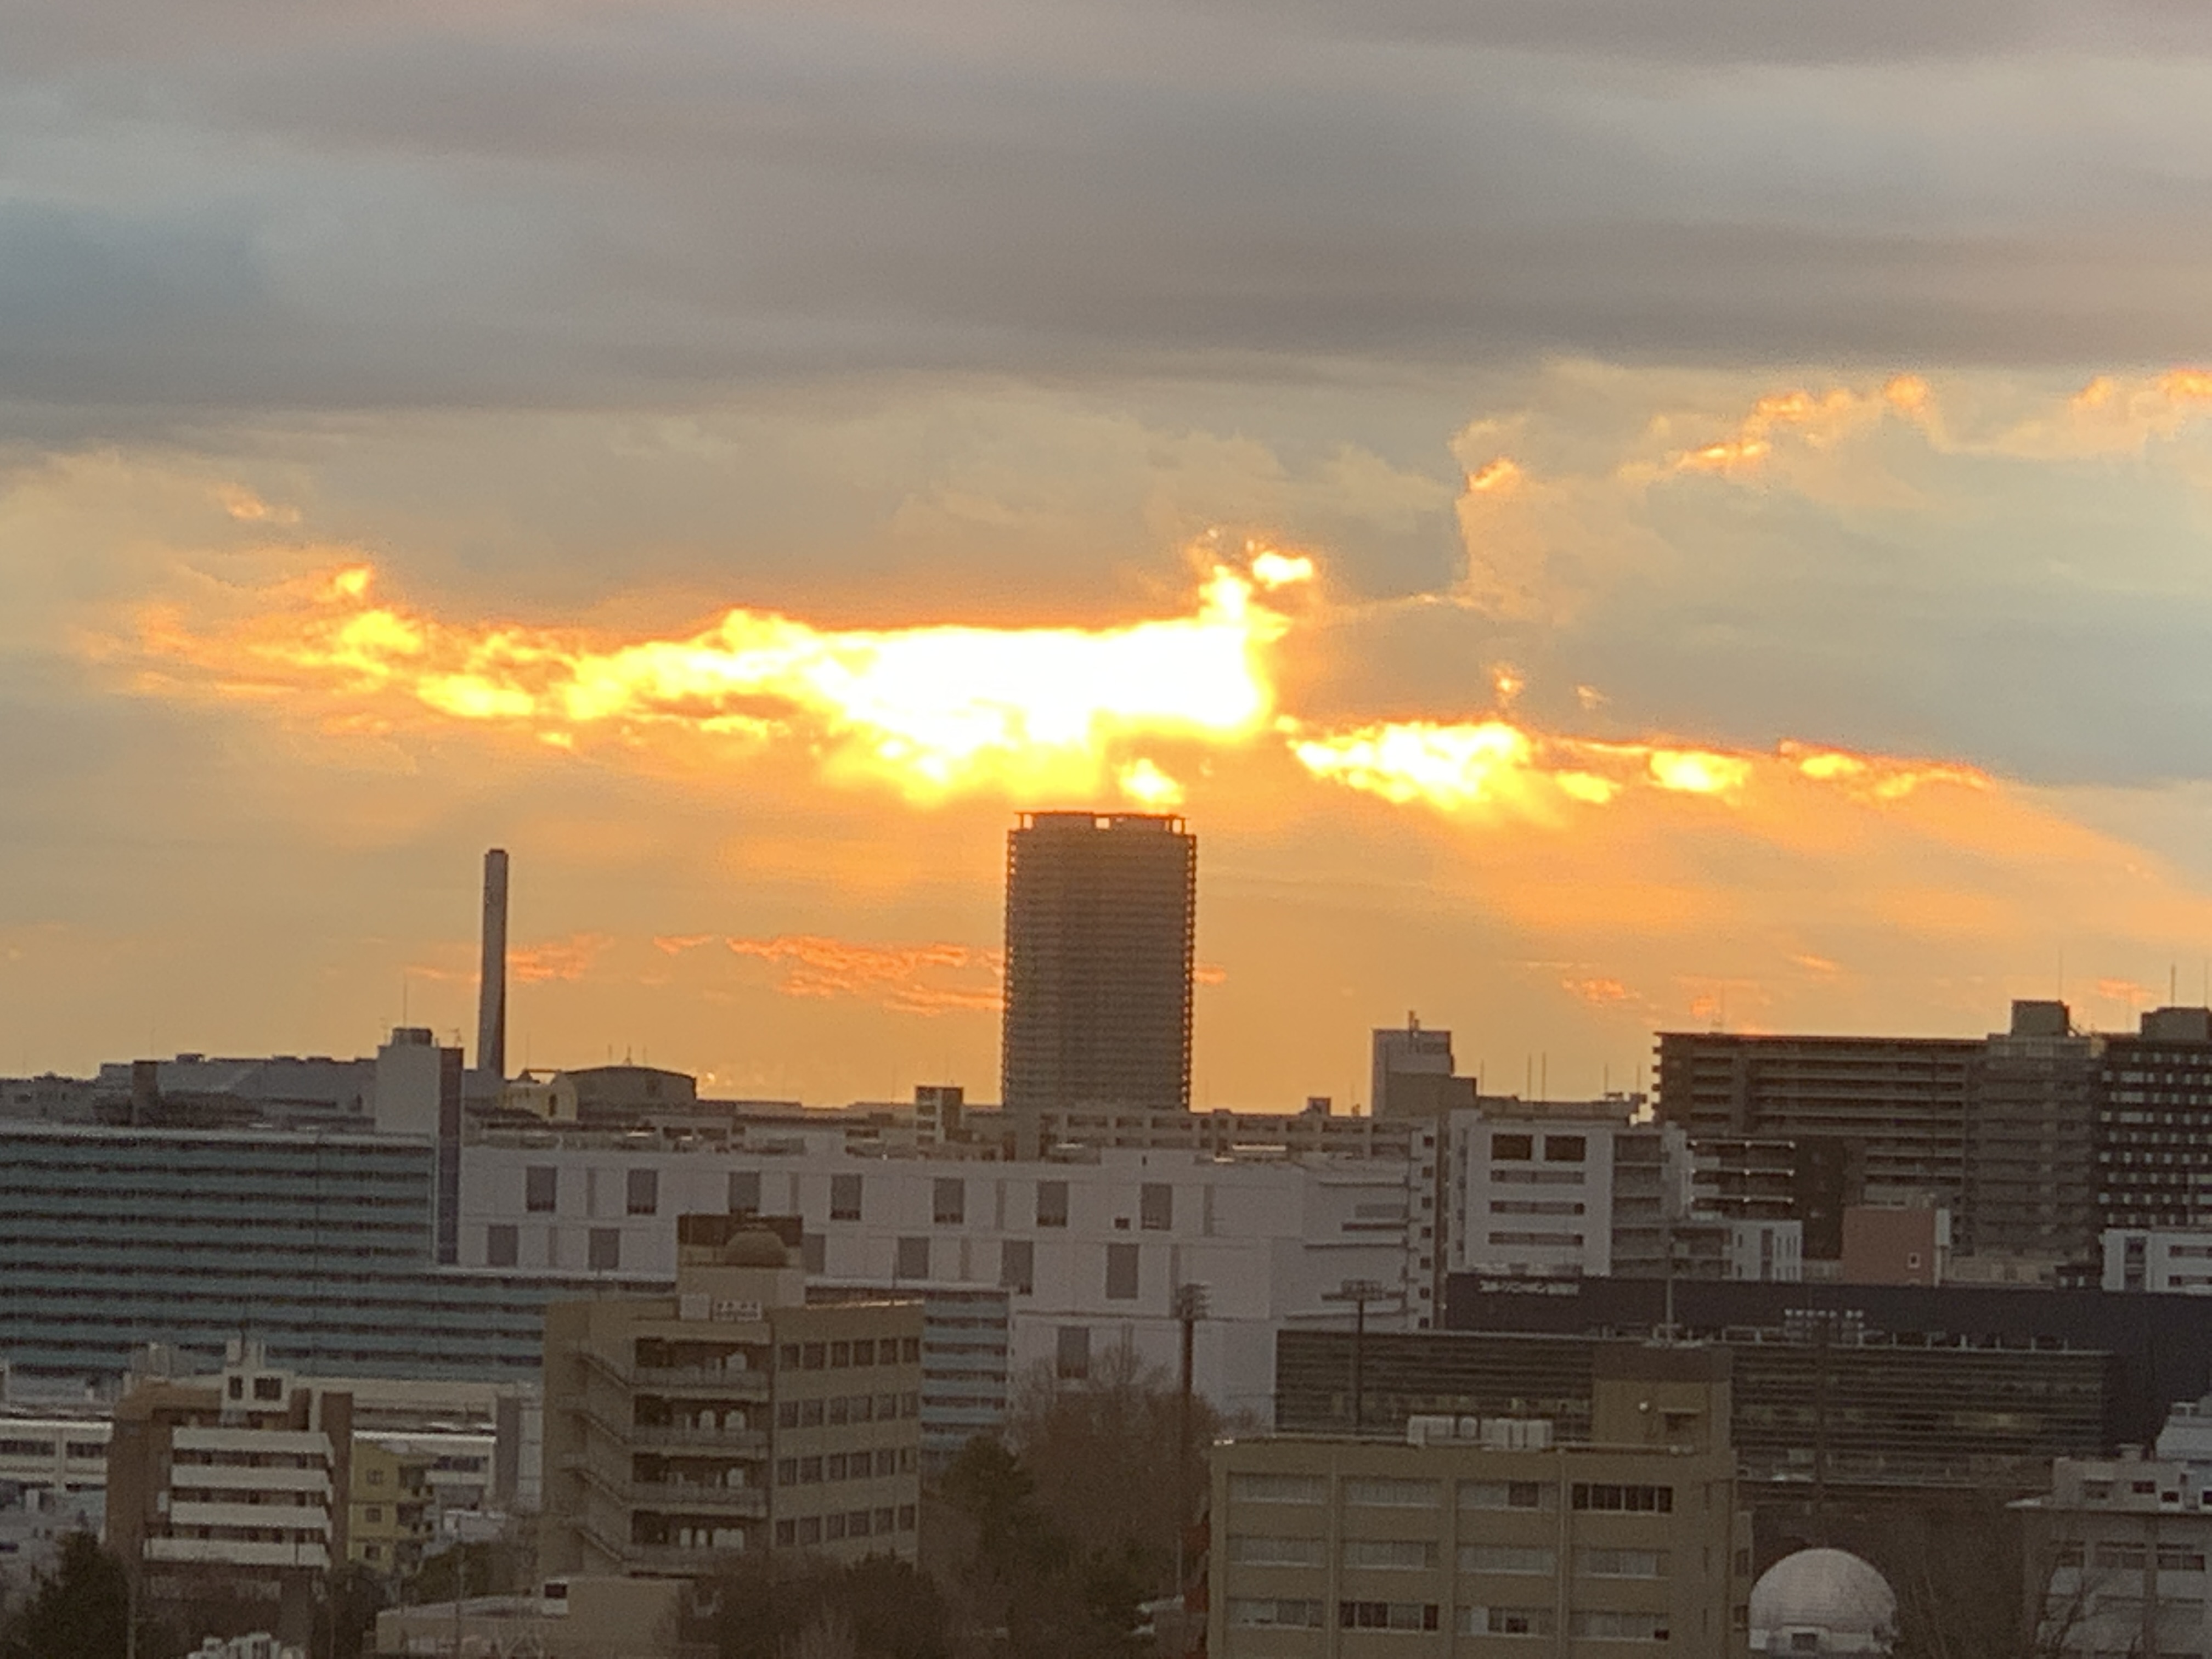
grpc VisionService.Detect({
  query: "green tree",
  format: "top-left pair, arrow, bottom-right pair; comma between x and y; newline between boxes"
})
0,1530 -> 130,1659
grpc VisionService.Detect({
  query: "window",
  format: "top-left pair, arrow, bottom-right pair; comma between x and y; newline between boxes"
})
364,1506 -> 383,1524
1230,1472 -> 1325,1505
798,1517 -> 821,1545
1571,1483 -> 1671,1513
729,1170 -> 761,1214
2162,1547 -> 2208,1572
803,1343 -> 826,1369
800,1457 -> 823,1483
1491,1133 -> 1533,1161
1056,1326 -> 1090,1380
896,1237 -> 930,1279
802,1233 -> 826,1274
1460,1544 -> 1555,1575
1342,1538 -> 1436,1570
627,1167 -> 658,1215
1570,1611 -> 1669,1641
1544,1135 -> 1587,1163
776,1520 -> 796,1547
853,1340 -> 875,1366
902,1337 -> 920,1362
831,1342 -> 851,1368
486,1224 -> 518,1267
1458,1606 -> 1555,1637
1344,1477 -> 1439,1508
254,1375 -> 284,1401
1000,1240 -> 1035,1295
2096,1544 -> 2147,1571
1105,1243 -> 1139,1300
1141,1183 -> 1173,1231
1578,1548 -> 1666,1578
588,1228 -> 621,1271
1337,1601 -> 1438,1632
1036,1180 -> 1069,1228
525,1166 -> 558,1212
830,1173 -> 862,1221
1227,1600 -> 1323,1630
1229,1536 -> 1325,1567
934,1178 -> 965,1226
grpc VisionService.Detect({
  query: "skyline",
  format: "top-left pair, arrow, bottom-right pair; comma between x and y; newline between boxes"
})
15,4 -> 2212,1104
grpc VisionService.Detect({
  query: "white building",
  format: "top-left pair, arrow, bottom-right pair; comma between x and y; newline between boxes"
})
459,1137 -> 1425,1424
2104,1229 -> 2212,1293
2015,1451 -> 2212,1657
1446,1109 -> 1626,1279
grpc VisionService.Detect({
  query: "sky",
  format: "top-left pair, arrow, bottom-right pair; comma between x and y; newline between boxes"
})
11,0 -> 2212,1106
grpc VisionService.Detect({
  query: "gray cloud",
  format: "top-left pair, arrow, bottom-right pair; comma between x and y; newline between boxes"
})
6,0 -> 2212,422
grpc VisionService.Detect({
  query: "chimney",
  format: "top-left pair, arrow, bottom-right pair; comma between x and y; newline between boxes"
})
477,848 -> 509,1080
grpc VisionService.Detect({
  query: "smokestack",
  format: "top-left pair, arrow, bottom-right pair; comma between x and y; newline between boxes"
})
477,848 -> 509,1080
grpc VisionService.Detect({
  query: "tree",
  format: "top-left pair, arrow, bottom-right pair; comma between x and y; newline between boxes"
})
935,1434 -> 1147,1659
0,1530 -> 129,1659
701,1550 -> 949,1659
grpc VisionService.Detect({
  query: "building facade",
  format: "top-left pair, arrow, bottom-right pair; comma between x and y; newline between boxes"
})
2017,1450 -> 2212,1656
539,1218 -> 923,1578
1210,1346 -> 1751,1656
1001,810 -> 1197,1114
104,1343 -> 353,1647
461,1137 -> 1426,1423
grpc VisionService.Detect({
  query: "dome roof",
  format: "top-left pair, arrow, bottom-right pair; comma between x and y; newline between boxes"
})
1750,1549 -> 1898,1647
718,1230 -> 792,1267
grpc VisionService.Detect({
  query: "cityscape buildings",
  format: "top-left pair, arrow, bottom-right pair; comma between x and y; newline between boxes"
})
1001,811 -> 1198,1114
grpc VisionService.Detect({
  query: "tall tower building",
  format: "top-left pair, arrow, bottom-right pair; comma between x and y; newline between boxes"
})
1001,811 -> 1197,1113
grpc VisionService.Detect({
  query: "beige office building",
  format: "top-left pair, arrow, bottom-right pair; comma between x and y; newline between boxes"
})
540,1216 -> 922,1577
1210,1346 -> 1750,1655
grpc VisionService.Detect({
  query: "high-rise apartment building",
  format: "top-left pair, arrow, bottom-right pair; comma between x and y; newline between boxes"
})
539,1216 -> 922,1577
1001,811 -> 1197,1113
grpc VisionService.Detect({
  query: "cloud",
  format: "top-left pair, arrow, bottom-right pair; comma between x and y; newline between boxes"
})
14,0 -> 2212,427
725,933 -> 1004,1016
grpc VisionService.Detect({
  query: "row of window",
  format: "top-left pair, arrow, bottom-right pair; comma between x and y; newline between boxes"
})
526,1168 -> 1184,1232
775,1448 -> 916,1485
0,1440 -> 105,1460
772,1506 -> 917,1548
773,1393 -> 921,1428
2051,1543 -> 2209,1571
777,1339 -> 921,1370
1229,1537 -> 1664,1577
1230,1474 -> 1672,1514
1226,1601 -> 1669,1640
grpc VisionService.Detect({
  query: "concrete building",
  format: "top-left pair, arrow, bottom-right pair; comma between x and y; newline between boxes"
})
1001,810 -> 1197,1114
1370,1018 -> 1470,1119
347,1438 -> 433,1576
539,1216 -> 922,1577
1446,1109 -> 1627,1280
104,1342 -> 353,1647
462,1135 -> 1426,1423
1841,1206 -> 1950,1286
1209,1346 -> 1751,1656
2016,1449 -> 2212,1656
0,1119 -> 670,1391
376,1577 -> 688,1659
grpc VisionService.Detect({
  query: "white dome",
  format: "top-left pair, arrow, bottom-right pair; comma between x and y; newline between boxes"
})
1749,1549 -> 1898,1654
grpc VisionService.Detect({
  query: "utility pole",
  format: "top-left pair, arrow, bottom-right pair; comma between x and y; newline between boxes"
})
1172,1283 -> 1209,1607
1323,1279 -> 1395,1435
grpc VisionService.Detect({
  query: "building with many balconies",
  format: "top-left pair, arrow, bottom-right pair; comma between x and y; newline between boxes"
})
538,1216 -> 922,1579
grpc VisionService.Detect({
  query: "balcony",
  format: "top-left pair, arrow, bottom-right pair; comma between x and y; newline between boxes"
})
565,1457 -> 769,1517
569,1519 -> 757,1572
569,1347 -> 769,1399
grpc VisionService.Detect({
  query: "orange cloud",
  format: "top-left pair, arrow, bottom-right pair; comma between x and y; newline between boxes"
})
725,933 -> 1005,1016
127,548 -> 1311,806
509,932 -> 616,984
652,934 -> 715,956
1561,975 -> 1633,1008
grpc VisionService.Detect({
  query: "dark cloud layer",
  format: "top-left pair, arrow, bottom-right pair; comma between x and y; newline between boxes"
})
8,0 -> 2212,419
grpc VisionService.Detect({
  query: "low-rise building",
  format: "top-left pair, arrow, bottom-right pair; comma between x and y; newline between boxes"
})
104,1342 -> 353,1649
2016,1450 -> 2212,1656
539,1216 -> 922,1579
375,1577 -> 688,1659
347,1438 -> 433,1576
1210,1345 -> 1751,1656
